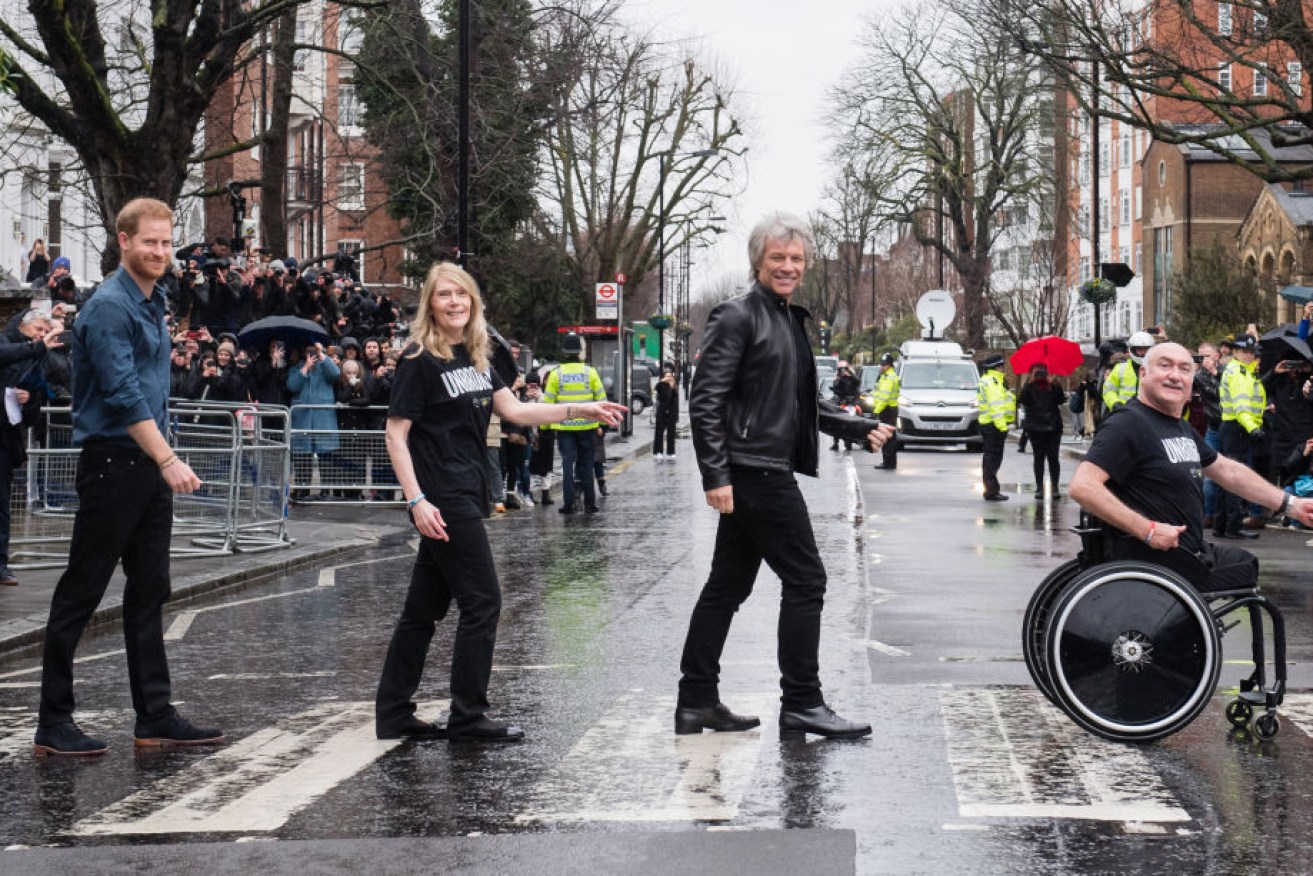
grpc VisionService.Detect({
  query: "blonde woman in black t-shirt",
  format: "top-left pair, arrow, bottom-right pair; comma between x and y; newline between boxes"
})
375,263 -> 625,743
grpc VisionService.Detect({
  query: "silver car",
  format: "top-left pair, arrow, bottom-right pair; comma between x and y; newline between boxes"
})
895,358 -> 982,449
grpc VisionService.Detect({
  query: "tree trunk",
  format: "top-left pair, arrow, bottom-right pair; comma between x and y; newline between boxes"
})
262,12 -> 297,257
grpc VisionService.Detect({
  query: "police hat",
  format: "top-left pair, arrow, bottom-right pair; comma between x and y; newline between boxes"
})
561,332 -> 583,355
1233,333 -> 1257,351
879,352 -> 895,366
979,353 -> 1005,370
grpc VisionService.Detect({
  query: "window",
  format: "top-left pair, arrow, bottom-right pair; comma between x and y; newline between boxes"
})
1219,63 -> 1232,92
996,249 -> 1011,271
339,163 -> 365,211
1135,185 -> 1143,220
1119,188 -> 1131,226
1099,195 -> 1109,232
1079,155 -> 1090,185
1120,130 -> 1131,168
1078,204 -> 1091,237
294,17 -> 312,71
338,85 -> 361,130
1254,11 -> 1268,35
1291,61 -> 1303,96
1219,2 -> 1232,36
339,11 -> 364,54
1099,141 -> 1110,175
1135,242 -> 1143,273
338,239 -> 364,281
1119,245 -> 1130,265
1255,69 -> 1267,96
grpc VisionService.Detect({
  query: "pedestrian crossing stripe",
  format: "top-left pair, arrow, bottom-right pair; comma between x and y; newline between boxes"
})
68,700 -> 446,836
514,692 -> 776,824
941,688 -> 1191,823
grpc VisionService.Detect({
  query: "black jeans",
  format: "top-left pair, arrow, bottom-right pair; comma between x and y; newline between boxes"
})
878,407 -> 898,468
375,517 -> 501,732
1028,430 -> 1061,491
981,426 -> 1006,497
1217,421 -> 1252,534
0,442 -> 17,567
39,446 -> 176,726
556,429 -> 595,509
678,469 -> 827,711
654,413 -> 676,455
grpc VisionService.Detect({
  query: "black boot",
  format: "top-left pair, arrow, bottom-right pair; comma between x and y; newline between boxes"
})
541,489 -> 554,506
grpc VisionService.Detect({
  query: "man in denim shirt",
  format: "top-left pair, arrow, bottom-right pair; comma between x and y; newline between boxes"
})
35,198 -> 225,756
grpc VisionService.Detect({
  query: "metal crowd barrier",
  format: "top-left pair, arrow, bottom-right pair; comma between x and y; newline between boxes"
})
9,400 -> 295,570
287,404 -> 402,505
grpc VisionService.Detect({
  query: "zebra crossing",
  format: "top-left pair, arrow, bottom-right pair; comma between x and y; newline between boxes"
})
3,686 -> 1302,841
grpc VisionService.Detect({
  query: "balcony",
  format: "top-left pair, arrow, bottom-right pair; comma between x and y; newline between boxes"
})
287,166 -> 321,215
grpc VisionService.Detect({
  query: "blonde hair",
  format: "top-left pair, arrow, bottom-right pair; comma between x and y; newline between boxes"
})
408,262 -> 490,373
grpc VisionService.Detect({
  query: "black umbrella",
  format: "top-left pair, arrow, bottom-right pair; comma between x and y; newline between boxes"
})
237,315 -> 330,352
1258,323 -> 1313,372
486,324 -> 520,387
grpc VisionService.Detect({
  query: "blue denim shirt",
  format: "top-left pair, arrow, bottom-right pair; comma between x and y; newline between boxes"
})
71,267 -> 170,447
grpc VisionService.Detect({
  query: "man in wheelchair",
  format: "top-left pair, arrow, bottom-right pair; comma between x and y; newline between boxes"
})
1069,343 -> 1313,589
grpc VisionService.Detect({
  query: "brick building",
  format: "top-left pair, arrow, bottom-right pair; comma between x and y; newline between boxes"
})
203,2 -> 408,290
1237,181 -> 1313,324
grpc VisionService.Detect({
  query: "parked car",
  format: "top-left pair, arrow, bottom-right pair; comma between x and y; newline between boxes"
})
600,350 -> 654,414
857,364 -> 881,414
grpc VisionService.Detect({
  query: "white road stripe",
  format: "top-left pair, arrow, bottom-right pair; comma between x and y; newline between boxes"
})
1277,692 -> 1313,733
206,672 -> 338,681
69,700 -> 446,836
941,688 -> 1190,824
0,648 -> 125,680
515,692 -> 773,824
861,640 -> 911,657
162,551 -> 412,642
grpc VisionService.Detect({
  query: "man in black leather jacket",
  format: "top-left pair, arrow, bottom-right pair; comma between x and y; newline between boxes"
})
674,212 -> 893,740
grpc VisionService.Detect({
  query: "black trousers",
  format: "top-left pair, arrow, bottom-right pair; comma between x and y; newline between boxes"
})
879,407 -> 898,468
375,517 -> 501,732
678,469 -> 827,711
39,446 -> 176,726
1028,430 -> 1061,491
653,412 -> 677,455
1217,421 -> 1252,534
981,426 -> 1006,497
556,429 -> 595,509
0,441 -> 18,567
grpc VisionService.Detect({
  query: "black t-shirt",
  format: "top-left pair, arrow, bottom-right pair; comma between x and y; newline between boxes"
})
388,344 -> 504,520
1085,399 -> 1218,553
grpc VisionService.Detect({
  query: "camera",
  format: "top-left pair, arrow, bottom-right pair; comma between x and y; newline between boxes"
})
1192,354 -> 1204,364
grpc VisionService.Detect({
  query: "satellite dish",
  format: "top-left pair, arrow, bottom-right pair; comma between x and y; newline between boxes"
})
915,290 -> 956,339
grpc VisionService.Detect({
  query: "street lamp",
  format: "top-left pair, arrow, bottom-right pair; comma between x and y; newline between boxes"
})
657,148 -> 720,365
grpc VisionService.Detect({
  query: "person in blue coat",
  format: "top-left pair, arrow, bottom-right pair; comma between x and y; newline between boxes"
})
288,341 -> 341,498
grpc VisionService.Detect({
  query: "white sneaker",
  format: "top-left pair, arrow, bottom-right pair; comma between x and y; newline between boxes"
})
518,489 -> 535,507
653,452 -> 665,460
668,452 -> 676,459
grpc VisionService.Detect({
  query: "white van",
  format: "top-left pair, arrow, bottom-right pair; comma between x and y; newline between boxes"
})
895,340 -> 982,450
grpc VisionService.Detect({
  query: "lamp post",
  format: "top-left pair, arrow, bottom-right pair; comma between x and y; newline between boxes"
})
657,148 -> 720,365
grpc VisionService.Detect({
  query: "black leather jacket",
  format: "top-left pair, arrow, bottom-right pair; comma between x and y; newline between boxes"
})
691,283 -> 819,490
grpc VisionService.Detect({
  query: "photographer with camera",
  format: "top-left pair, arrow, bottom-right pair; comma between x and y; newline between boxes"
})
288,341 -> 341,500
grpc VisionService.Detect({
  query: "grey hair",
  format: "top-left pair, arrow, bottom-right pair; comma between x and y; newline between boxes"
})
21,308 -> 51,327
747,212 -> 815,280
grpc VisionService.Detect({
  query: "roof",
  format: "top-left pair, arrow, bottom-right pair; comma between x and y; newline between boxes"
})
1159,124 -> 1313,163
1269,184 -> 1313,226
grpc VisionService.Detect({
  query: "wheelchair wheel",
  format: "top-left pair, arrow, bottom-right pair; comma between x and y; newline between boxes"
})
1022,558 -> 1084,706
1045,561 -> 1220,743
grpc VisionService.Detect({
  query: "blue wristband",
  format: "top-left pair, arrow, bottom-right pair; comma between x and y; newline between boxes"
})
407,493 -> 426,509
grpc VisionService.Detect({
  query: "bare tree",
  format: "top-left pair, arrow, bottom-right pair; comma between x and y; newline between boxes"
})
986,0 -> 1313,180
537,5 -> 747,317
0,0 -> 372,272
829,0 -> 1054,349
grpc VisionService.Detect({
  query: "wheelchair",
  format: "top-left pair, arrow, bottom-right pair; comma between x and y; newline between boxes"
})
1023,514 -> 1286,743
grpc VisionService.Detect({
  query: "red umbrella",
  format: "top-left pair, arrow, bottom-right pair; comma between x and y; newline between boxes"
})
1009,335 -> 1084,377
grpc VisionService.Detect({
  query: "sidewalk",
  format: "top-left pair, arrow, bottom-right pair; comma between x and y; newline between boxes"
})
0,431 -> 655,657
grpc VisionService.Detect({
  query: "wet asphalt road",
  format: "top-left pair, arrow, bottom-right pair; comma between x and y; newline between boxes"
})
4,435 -> 1313,874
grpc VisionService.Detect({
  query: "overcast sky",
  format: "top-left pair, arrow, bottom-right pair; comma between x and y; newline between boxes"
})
625,0 -> 901,290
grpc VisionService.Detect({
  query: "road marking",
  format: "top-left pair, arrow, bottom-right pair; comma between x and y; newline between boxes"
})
1277,692 -> 1313,733
69,700 -> 446,836
514,692 -> 774,823
0,648 -> 125,680
941,688 -> 1190,824
862,640 -> 910,657
206,672 -> 338,681
163,552 -> 413,641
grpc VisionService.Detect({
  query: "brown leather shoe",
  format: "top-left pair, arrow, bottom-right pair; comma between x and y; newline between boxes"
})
1244,515 -> 1268,530
0,568 -> 17,586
